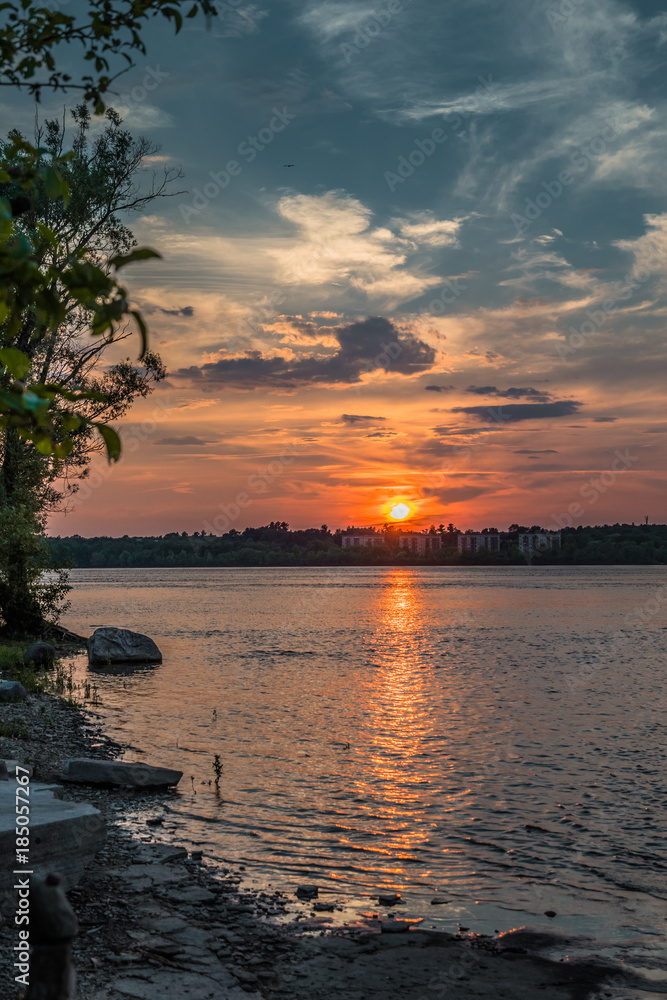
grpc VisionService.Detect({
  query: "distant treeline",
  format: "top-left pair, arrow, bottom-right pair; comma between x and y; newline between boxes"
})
46,523 -> 667,567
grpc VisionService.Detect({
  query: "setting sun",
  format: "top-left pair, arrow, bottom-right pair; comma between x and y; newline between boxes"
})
389,502 -> 411,521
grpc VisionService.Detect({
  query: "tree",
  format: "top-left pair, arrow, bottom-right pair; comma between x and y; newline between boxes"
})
0,0 -> 220,633
0,106 -> 178,633
0,0 -> 218,110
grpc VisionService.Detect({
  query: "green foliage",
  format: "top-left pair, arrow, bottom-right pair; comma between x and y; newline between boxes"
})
0,499 -> 70,633
0,126 -> 163,461
0,107 -> 171,633
0,0 -> 218,110
0,718 -> 30,739
0,640 -> 27,672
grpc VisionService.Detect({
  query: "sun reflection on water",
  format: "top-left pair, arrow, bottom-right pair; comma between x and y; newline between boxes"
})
341,571 -> 446,885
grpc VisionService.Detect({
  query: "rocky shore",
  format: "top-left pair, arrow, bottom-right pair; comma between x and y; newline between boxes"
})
0,687 -> 649,1000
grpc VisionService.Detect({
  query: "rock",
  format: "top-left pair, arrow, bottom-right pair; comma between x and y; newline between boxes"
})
132,843 -> 188,864
61,758 -> 182,788
379,917 -> 423,933
0,679 -> 27,702
544,910 -> 557,918
430,897 -> 448,905
0,761 -> 7,780
3,760 -> 33,778
24,641 -> 56,667
0,783 -> 105,897
296,885 -> 319,899
378,893 -> 401,906
30,874 -> 79,943
87,627 -> 162,665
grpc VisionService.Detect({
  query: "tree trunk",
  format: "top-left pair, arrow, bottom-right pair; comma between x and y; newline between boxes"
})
0,427 -> 45,634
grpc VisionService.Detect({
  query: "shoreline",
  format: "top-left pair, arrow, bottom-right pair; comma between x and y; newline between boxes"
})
0,686 -> 654,999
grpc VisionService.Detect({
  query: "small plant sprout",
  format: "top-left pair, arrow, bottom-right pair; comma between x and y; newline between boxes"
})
213,754 -> 223,790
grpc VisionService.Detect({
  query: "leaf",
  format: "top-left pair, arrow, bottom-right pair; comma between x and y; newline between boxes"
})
95,422 -> 121,462
0,347 -> 31,380
109,247 -> 162,269
131,309 -> 148,359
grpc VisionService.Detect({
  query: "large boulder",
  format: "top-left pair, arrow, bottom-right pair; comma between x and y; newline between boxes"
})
0,680 -> 28,702
87,627 -> 162,665
24,641 -> 56,668
61,759 -> 182,788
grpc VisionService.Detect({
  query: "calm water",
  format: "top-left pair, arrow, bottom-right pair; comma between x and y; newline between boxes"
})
63,566 -> 667,967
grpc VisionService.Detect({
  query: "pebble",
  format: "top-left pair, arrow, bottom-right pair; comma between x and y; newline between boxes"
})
378,893 -> 401,906
296,885 -> 319,899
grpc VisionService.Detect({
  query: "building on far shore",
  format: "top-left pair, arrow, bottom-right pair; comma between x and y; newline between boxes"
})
341,532 -> 385,548
517,531 -> 561,554
398,533 -> 443,555
457,532 -> 501,554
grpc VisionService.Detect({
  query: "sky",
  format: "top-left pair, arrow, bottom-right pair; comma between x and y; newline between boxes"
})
9,0 -> 667,534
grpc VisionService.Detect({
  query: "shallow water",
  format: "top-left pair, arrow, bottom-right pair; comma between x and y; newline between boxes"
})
63,566 -> 667,969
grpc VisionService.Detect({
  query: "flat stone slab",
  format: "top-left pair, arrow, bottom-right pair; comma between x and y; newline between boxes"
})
88,627 -> 162,665
2,759 -> 34,778
61,758 -> 182,788
0,783 -> 105,899
112,969 -> 239,999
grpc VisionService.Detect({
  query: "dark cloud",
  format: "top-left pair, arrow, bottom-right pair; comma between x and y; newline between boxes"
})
592,416 -> 617,422
176,317 -> 436,389
431,425 -> 505,436
452,401 -> 582,423
513,449 -> 559,454
155,435 -> 213,446
341,414 -> 386,424
425,384 -> 454,392
465,385 -> 553,402
366,430 -> 397,439
145,305 -> 194,317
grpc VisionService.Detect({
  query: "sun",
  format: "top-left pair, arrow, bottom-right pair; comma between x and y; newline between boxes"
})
388,502 -> 411,521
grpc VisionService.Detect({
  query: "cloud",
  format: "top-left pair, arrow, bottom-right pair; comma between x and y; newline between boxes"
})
341,413 -> 386,424
425,384 -> 455,392
154,435 -> 215,446
144,305 -> 195,317
463,385 -> 553,401
452,400 -> 582,422
592,416 -> 617,423
269,191 -> 452,303
177,316 -> 436,390
395,213 -> 465,248
513,449 -> 559,454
